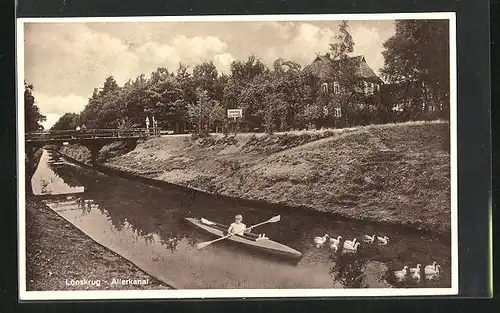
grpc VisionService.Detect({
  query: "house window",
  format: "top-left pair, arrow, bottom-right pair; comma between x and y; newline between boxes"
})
321,83 -> 328,93
333,82 -> 340,94
367,82 -> 374,95
362,81 -> 373,95
323,106 -> 328,116
334,107 -> 342,117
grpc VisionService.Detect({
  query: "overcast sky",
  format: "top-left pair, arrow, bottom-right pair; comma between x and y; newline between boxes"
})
23,19 -> 395,128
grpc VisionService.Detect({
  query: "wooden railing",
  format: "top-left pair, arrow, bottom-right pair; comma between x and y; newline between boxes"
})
25,128 -> 160,142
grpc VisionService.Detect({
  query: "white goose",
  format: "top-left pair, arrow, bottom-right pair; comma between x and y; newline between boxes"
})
376,236 -> 389,245
343,242 -> 360,253
410,264 -> 421,274
314,234 -> 329,247
424,262 -> 437,273
330,241 -> 339,252
344,238 -> 357,246
363,234 -> 376,243
393,265 -> 409,282
425,271 -> 441,281
329,236 -> 342,246
412,270 -> 421,283
425,264 -> 441,276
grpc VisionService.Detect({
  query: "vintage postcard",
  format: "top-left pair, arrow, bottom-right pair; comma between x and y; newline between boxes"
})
17,13 -> 457,300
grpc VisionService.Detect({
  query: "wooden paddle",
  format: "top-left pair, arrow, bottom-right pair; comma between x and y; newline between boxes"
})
196,215 -> 281,250
246,215 -> 281,231
196,233 -> 233,249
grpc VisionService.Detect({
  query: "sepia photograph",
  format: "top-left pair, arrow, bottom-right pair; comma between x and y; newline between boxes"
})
17,13 -> 457,300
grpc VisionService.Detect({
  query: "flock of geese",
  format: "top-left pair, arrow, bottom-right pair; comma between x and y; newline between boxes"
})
313,233 -> 389,252
313,233 -> 443,283
393,262 -> 442,283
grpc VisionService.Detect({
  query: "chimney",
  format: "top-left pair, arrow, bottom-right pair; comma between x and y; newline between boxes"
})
325,53 -> 331,59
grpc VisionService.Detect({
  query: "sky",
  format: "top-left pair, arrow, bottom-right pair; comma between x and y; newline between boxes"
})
23,19 -> 395,129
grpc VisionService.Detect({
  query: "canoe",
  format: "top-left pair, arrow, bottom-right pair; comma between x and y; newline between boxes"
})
185,217 -> 302,260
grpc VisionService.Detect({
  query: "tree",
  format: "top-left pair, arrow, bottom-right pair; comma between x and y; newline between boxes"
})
262,93 -> 287,133
52,113 -> 80,130
209,100 -> 226,133
299,103 -> 323,129
330,21 -> 354,61
192,61 -> 220,101
229,55 -> 268,84
24,81 -> 46,132
79,76 -> 123,129
186,88 -> 221,135
102,76 -> 120,94
147,67 -> 184,130
222,56 -> 270,131
271,59 -> 305,130
323,21 -> 359,127
380,19 -> 450,118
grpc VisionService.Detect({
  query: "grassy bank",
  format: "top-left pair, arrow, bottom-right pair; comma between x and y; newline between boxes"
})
26,197 -> 172,291
62,121 -> 451,235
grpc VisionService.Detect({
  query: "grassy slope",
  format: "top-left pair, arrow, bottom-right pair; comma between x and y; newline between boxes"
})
58,144 -> 92,164
104,121 -> 450,235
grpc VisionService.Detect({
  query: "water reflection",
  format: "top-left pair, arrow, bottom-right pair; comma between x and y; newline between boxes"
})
32,148 -> 452,289
32,150 -> 85,195
328,253 -> 365,288
44,157 -> 199,254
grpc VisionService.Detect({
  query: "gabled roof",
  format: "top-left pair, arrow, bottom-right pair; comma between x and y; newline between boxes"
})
304,53 -> 384,84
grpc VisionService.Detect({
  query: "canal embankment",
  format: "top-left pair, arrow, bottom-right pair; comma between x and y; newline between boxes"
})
59,120 -> 451,236
26,197 -> 173,290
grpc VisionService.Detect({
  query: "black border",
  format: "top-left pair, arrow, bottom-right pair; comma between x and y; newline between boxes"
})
1,0 -> 495,311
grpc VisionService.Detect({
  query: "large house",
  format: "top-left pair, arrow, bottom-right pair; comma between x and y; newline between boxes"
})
303,53 -> 384,96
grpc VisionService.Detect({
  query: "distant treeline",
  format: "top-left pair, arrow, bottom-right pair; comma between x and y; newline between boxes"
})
46,20 -> 449,134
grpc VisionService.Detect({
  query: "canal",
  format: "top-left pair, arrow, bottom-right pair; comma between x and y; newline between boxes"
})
31,148 -> 451,289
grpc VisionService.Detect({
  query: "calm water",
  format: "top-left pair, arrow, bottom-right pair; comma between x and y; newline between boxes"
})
31,148 -> 451,289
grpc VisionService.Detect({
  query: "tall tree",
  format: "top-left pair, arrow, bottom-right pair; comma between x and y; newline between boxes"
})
329,20 -> 354,60
79,76 -> 123,128
146,67 -> 181,129
329,20 -> 357,85
380,19 -> 450,117
324,20 -> 358,127
52,112 -> 79,130
24,81 -> 46,132
230,55 -> 268,84
187,88 -> 219,135
192,61 -> 220,101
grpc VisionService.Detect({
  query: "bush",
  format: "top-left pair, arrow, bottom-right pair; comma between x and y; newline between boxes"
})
190,131 -> 211,141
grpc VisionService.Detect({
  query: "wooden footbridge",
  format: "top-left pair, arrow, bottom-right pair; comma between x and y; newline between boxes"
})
24,127 -> 161,195
25,128 -> 159,144
25,127 -> 160,169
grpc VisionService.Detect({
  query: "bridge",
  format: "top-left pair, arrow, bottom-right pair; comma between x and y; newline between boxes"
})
24,128 -> 160,195
25,128 -> 159,144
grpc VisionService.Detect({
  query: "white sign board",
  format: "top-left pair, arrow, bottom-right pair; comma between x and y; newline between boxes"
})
227,109 -> 242,118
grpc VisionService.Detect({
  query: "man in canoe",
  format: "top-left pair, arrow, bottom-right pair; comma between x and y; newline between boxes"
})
228,215 -> 268,239
228,214 -> 249,235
